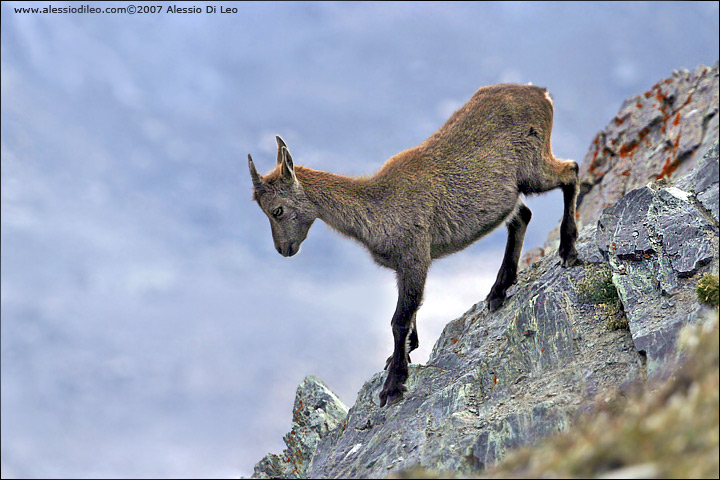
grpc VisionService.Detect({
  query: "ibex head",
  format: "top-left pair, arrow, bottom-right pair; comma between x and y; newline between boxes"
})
248,136 -> 317,257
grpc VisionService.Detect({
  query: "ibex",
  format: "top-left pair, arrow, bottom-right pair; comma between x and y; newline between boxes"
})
248,83 -> 579,407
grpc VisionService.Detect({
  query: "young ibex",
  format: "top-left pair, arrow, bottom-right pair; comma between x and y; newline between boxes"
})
248,83 -> 579,407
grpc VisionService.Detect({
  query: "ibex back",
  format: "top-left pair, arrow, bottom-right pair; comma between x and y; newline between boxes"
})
248,83 -> 579,407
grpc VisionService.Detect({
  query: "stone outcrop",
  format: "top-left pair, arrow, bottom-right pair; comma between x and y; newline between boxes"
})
578,63 -> 718,227
250,64 -> 719,479
597,144 -> 719,375
252,376 -> 348,479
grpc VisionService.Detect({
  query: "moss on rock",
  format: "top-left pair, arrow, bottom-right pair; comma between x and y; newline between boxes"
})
697,273 -> 719,307
577,264 -> 628,331
577,264 -> 619,306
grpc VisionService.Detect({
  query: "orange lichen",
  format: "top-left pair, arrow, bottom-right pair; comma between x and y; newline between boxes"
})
588,135 -> 603,173
452,338 -> 458,344
654,85 -> 671,120
656,133 -> 683,180
589,156 -> 598,173
620,168 -> 632,177
619,141 -> 637,158
617,126 -> 650,161
657,158 -> 680,180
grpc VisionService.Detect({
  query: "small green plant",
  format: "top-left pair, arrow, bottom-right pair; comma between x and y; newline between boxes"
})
577,264 -> 627,331
697,273 -> 719,307
606,315 -> 629,331
577,264 -> 620,306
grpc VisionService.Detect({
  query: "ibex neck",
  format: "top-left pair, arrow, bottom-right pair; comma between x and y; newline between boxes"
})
295,166 -> 377,244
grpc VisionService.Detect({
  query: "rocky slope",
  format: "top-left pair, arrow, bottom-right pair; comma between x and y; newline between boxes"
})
479,312 -> 719,479
250,64 -> 719,479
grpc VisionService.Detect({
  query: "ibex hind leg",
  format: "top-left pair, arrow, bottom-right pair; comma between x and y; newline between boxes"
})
553,157 -> 580,267
486,201 -> 532,312
528,156 -> 580,268
559,181 -> 579,267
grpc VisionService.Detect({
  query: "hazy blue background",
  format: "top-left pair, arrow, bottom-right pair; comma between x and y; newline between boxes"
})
1,1 -> 718,478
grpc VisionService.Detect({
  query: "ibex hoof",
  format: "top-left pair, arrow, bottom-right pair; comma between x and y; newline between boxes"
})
379,383 -> 407,407
561,251 -> 579,268
486,294 -> 506,312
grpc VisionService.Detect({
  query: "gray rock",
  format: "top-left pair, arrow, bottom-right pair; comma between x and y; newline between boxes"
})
698,188 -> 719,223
653,187 -> 715,276
597,186 -> 656,259
694,142 -> 720,223
251,375 -> 349,478
596,143 -> 719,376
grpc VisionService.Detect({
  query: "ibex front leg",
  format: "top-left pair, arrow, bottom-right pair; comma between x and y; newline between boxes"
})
527,157 -> 579,268
379,262 -> 427,407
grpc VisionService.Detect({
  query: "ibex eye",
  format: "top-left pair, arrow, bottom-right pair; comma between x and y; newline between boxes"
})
272,206 -> 283,218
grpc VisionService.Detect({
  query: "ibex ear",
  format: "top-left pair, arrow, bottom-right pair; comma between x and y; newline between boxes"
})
280,146 -> 297,182
276,135 -> 287,165
248,154 -> 264,190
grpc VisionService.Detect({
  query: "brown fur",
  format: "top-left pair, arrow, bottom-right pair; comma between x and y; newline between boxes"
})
248,83 -> 579,407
